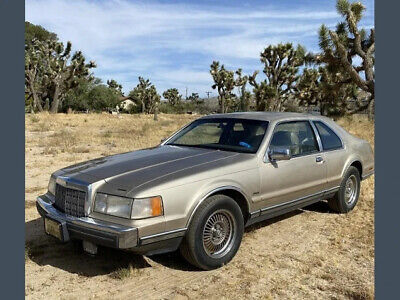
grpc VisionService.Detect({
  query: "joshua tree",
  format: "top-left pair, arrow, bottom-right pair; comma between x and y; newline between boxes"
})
25,39 -> 46,112
147,85 -> 161,115
107,79 -> 123,96
25,23 -> 58,112
249,43 -> 309,111
25,27 -> 96,113
129,77 -> 150,113
210,61 -> 236,113
235,69 -> 251,111
187,93 -> 201,104
318,0 -> 374,118
162,88 -> 182,106
43,41 -> 96,113
27,40 -> 97,113
295,67 -> 358,117
129,77 -> 160,114
248,72 -> 276,111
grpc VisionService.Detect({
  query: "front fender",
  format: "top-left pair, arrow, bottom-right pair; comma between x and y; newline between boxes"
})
159,168 -> 259,232
185,184 -> 252,229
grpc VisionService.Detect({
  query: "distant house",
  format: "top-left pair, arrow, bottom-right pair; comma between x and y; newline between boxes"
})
116,97 -> 136,111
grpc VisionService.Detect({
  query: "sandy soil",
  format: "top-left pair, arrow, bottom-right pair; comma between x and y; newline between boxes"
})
25,113 -> 374,299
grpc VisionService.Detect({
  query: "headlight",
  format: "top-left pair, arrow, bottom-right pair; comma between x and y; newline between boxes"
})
94,193 -> 163,219
94,193 -> 133,219
48,176 -> 56,196
131,196 -> 163,219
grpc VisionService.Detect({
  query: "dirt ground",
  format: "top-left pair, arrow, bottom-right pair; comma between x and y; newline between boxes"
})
25,113 -> 374,299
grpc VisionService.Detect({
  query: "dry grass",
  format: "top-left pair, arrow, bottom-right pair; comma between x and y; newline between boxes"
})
26,112 -> 197,157
110,264 -> 144,280
25,112 -> 374,299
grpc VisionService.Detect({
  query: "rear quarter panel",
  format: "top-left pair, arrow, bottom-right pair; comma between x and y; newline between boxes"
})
325,118 -> 374,184
347,138 -> 375,178
317,117 -> 374,189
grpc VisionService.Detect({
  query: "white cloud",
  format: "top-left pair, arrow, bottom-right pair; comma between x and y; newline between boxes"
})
157,69 -> 211,84
25,0 -> 374,95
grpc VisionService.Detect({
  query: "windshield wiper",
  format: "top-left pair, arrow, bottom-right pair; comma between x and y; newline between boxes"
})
167,143 -> 253,153
167,143 -> 216,150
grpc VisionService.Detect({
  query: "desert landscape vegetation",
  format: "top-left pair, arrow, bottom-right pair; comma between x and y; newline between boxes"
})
25,0 -> 375,298
25,0 -> 374,119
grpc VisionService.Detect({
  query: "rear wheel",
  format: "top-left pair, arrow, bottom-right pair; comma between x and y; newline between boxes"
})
180,194 -> 244,270
328,166 -> 361,213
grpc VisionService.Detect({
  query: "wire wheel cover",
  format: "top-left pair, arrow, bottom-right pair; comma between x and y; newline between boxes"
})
345,174 -> 358,205
202,209 -> 236,258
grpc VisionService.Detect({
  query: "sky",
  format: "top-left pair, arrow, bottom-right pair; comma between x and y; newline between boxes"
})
25,0 -> 374,97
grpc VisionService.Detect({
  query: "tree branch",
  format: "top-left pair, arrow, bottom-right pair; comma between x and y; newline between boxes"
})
329,30 -> 369,92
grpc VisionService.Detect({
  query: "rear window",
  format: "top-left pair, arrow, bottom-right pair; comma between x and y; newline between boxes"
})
313,121 -> 343,151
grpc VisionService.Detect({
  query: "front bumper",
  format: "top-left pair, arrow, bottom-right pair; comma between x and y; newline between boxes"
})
36,194 -> 138,249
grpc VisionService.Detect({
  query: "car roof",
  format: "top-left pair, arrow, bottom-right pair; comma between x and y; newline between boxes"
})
200,111 -> 327,122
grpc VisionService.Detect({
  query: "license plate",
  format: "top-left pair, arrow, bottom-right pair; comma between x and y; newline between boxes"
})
44,218 -> 63,240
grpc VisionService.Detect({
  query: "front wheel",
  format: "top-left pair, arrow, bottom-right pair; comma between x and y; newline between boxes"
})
328,166 -> 361,213
180,194 -> 244,270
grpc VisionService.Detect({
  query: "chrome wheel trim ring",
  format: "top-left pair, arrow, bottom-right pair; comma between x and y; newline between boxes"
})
202,209 -> 236,259
345,175 -> 358,205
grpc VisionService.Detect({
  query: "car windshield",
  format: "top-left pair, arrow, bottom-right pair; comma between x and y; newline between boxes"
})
166,118 -> 269,153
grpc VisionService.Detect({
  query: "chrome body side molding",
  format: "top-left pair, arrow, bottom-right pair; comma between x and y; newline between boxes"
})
246,186 -> 340,227
362,171 -> 374,180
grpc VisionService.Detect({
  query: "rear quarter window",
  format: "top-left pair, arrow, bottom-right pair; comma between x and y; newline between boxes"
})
313,121 -> 343,151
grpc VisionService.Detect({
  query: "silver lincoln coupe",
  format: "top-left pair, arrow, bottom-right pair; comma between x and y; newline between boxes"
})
36,112 -> 374,270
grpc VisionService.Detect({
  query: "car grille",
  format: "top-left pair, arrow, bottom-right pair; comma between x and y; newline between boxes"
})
54,184 -> 86,217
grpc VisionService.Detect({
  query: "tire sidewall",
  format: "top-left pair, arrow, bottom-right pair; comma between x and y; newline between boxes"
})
191,195 -> 244,270
339,166 -> 361,212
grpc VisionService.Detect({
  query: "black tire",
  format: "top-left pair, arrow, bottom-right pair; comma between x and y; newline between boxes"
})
328,166 -> 361,213
180,194 -> 244,270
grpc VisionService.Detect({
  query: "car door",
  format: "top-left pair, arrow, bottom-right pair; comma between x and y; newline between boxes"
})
258,120 -> 327,210
312,120 -> 347,190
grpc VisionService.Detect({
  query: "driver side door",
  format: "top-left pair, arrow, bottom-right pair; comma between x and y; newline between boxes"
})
258,120 -> 327,210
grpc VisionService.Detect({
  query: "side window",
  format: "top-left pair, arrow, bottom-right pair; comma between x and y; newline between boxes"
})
313,121 -> 343,151
269,121 -> 319,156
224,121 -> 268,150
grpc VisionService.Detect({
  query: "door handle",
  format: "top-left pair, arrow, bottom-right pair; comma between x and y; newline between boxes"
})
316,156 -> 324,163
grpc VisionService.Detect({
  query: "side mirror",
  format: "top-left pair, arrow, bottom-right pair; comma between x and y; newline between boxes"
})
268,146 -> 291,161
160,138 -> 166,144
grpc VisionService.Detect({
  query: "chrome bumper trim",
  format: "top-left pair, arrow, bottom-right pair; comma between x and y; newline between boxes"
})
36,194 -> 138,249
140,228 -> 187,245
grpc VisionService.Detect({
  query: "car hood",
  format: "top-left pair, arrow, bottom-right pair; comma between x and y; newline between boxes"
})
58,145 -> 245,194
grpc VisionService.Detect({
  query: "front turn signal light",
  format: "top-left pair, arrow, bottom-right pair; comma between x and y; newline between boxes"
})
131,196 -> 164,219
